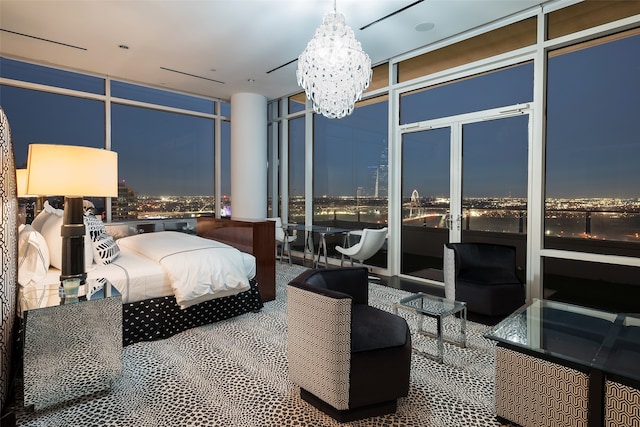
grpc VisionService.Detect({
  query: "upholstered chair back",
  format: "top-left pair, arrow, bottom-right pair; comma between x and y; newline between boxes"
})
287,267 -> 411,422
0,106 -> 18,408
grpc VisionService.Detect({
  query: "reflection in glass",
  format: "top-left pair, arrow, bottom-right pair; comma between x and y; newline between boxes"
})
288,93 -> 306,114
543,257 -> 640,314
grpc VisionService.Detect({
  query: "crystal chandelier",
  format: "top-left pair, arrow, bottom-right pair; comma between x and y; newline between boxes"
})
296,2 -> 372,119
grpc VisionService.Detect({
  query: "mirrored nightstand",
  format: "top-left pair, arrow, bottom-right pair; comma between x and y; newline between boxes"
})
22,279 -> 122,410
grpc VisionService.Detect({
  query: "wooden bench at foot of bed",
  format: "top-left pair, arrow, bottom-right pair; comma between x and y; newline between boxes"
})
196,217 -> 276,302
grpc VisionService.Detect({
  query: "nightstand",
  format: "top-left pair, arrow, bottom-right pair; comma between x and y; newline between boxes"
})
22,279 -> 122,410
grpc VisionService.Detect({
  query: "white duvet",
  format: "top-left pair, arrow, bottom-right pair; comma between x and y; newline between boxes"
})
117,231 -> 254,309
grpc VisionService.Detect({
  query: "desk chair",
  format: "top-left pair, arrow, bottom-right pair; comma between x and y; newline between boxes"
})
335,227 -> 387,267
268,217 -> 296,264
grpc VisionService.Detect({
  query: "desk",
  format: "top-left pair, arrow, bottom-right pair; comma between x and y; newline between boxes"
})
22,279 -> 122,410
290,225 -> 350,268
485,299 -> 640,427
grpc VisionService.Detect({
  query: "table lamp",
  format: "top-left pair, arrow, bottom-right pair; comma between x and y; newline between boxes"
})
16,168 -> 30,197
17,168 -> 46,223
25,144 -> 118,285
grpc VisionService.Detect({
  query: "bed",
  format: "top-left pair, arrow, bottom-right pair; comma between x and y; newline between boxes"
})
17,205 -> 264,345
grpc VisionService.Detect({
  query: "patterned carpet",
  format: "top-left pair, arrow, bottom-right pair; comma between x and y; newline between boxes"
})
14,264 -> 504,426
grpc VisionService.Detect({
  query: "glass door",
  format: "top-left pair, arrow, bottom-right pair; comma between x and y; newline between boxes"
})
460,115 -> 529,241
400,108 -> 530,282
401,127 -> 451,280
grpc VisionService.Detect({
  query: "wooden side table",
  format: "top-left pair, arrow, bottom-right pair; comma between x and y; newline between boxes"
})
22,279 -> 122,410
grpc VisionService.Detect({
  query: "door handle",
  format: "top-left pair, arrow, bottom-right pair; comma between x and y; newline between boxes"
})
446,214 -> 462,231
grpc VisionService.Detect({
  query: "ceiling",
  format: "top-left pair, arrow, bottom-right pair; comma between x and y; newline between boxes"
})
0,0 -> 553,102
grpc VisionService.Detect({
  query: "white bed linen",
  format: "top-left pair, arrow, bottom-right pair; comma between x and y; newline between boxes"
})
18,269 -> 63,313
117,231 -> 256,309
18,249 -> 170,313
87,249 -> 171,303
18,232 -> 257,312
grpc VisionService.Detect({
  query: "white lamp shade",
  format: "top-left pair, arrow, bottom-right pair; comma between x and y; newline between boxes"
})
26,144 -> 118,197
16,168 -> 33,197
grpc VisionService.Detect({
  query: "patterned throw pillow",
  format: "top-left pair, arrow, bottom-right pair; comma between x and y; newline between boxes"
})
84,214 -> 120,265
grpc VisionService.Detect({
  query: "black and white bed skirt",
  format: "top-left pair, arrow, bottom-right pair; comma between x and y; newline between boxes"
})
122,278 -> 263,346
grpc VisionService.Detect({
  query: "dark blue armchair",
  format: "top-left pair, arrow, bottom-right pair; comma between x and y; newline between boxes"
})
444,243 -> 525,316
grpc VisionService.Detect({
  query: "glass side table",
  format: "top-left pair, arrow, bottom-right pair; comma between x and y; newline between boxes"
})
393,292 -> 467,363
22,278 -> 122,410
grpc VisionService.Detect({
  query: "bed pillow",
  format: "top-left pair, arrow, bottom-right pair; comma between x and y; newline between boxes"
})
30,201 -> 60,232
84,213 -> 120,265
17,224 -> 50,286
30,209 -> 48,232
104,223 -> 137,240
38,203 -> 94,271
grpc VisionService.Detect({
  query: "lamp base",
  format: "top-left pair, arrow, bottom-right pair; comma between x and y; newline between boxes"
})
60,196 -> 87,284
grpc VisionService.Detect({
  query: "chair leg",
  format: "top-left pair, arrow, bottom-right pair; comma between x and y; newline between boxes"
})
286,242 -> 292,265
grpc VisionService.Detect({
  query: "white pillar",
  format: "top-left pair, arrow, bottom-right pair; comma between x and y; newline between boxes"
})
230,92 -> 267,219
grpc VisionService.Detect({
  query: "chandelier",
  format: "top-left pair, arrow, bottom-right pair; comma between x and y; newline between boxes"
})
296,2 -> 372,119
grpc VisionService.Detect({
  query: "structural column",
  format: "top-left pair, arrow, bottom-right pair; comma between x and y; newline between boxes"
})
230,92 -> 267,219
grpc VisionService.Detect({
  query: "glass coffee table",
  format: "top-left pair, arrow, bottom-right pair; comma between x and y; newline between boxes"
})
393,293 -> 467,363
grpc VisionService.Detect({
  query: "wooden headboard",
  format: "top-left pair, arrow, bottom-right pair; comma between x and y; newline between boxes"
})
196,217 -> 275,302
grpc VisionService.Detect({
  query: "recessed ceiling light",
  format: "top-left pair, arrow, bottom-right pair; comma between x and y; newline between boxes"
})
415,22 -> 435,32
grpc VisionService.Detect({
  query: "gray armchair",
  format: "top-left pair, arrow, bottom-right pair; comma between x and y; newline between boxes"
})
444,242 -> 525,316
287,267 -> 411,422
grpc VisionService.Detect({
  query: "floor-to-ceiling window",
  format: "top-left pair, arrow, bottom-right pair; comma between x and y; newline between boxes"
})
312,96 -> 389,266
267,103 -> 276,218
1,57 -> 225,223
1,58 -> 106,218
545,31 -> 640,248
3,86 -> 104,164
399,63 -> 532,281
543,29 -> 640,311
261,2 -> 640,314
111,104 -> 214,220
221,119 -> 231,217
288,116 -> 305,225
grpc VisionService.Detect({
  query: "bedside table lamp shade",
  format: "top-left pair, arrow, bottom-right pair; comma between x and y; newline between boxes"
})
25,144 -> 118,283
16,168 -> 31,197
